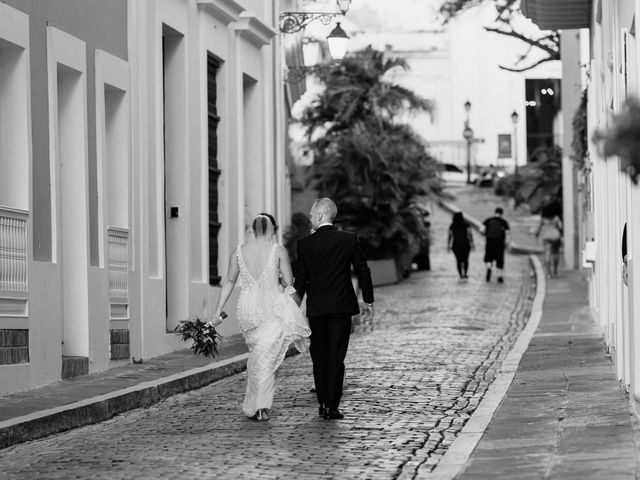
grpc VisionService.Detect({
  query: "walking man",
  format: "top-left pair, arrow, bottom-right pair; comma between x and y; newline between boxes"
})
294,198 -> 374,420
483,207 -> 511,283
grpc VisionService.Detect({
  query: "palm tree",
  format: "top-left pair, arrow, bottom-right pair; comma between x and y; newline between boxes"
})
302,46 -> 433,135
300,46 -> 439,261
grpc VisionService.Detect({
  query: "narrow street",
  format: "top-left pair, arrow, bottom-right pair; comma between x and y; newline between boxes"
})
2,1 -> 640,478
0,205 -> 535,479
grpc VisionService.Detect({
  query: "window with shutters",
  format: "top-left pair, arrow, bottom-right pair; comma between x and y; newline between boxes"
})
207,53 -> 222,285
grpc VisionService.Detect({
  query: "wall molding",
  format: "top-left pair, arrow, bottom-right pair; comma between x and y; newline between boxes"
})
197,0 -> 245,25
234,12 -> 277,48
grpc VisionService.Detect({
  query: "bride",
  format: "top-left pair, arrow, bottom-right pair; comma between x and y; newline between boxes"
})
214,213 -> 311,421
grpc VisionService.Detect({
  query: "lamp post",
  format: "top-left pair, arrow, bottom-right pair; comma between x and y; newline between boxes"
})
462,100 -> 474,184
511,110 -> 519,178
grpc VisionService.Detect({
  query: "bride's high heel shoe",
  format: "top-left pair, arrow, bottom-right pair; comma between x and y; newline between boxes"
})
256,409 -> 269,421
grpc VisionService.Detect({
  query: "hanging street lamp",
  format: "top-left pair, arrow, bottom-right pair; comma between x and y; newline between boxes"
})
327,22 -> 349,60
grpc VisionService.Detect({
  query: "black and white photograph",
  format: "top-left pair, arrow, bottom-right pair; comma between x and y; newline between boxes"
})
0,0 -> 639,478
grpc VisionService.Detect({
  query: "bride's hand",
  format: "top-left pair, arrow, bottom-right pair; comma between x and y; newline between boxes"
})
212,311 -> 227,326
292,292 -> 302,307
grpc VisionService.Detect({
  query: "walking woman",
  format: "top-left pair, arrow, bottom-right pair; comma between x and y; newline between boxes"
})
448,212 -> 474,279
536,206 -> 563,278
213,214 -> 310,421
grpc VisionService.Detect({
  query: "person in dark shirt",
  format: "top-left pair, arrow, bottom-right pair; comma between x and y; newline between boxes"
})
482,207 -> 511,283
448,212 -> 474,279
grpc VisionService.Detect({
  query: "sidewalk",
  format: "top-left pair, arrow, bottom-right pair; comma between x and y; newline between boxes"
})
0,335 -> 250,449
450,271 -> 640,479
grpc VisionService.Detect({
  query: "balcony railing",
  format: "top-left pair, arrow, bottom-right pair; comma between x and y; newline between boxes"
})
0,207 -> 28,294
107,227 -> 128,300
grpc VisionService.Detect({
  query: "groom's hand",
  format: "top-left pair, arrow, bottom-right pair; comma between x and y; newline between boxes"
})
362,302 -> 374,321
292,292 -> 302,307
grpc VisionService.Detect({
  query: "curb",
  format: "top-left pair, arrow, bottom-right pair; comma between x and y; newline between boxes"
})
422,254 -> 546,480
0,352 -> 255,450
436,198 -> 544,255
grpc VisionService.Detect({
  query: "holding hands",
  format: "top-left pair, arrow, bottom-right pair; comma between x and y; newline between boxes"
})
362,302 -> 374,321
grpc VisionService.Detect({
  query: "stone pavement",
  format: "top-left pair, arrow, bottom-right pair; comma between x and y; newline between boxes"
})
0,206 -> 537,479
0,186 -> 637,479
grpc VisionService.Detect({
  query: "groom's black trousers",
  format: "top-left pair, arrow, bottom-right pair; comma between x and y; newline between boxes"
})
308,313 -> 352,409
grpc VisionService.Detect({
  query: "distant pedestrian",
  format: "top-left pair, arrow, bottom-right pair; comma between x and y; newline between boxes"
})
535,206 -> 562,278
448,212 -> 474,279
482,207 -> 511,283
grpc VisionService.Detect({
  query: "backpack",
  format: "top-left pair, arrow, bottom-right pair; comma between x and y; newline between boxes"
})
485,218 -> 505,240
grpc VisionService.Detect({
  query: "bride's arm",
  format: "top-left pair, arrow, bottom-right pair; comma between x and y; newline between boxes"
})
276,245 -> 294,287
277,246 -> 302,305
213,252 -> 240,319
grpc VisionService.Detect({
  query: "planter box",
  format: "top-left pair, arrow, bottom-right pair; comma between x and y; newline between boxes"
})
369,258 -> 400,286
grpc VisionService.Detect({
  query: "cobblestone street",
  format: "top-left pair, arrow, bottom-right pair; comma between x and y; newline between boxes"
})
0,207 -> 535,479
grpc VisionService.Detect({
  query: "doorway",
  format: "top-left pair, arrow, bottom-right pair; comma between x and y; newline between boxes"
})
57,65 -> 90,376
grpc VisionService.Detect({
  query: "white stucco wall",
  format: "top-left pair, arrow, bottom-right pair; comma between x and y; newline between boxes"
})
584,0 -> 640,407
130,0 -> 279,360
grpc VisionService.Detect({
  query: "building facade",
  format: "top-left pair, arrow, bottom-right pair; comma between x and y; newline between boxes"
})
0,0 -> 291,394
521,0 -> 640,412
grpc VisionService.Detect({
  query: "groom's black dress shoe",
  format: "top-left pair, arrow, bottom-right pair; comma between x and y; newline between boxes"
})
323,407 -> 344,420
318,404 -> 325,416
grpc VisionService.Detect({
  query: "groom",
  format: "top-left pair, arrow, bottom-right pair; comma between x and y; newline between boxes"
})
294,198 -> 374,420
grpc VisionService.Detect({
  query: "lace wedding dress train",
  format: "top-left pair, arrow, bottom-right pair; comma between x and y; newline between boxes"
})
236,244 -> 310,417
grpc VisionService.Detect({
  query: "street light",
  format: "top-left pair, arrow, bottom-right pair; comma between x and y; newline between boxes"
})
511,110 -> 519,178
326,22 -> 349,60
463,100 -> 474,184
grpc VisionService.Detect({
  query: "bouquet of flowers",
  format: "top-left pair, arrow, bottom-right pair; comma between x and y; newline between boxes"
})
173,313 -> 226,358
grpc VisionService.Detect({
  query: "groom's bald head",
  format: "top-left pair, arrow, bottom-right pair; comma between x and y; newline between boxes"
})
310,198 -> 337,228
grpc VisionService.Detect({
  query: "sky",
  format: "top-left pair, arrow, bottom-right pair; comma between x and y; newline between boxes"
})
347,0 -> 444,31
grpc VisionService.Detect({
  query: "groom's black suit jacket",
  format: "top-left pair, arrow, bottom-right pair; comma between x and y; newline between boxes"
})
294,225 -> 374,317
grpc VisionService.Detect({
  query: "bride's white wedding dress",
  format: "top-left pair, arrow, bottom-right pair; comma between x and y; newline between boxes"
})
236,243 -> 310,417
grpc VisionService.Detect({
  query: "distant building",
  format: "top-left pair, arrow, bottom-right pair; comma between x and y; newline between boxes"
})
346,1 -> 561,173
0,0 -> 292,394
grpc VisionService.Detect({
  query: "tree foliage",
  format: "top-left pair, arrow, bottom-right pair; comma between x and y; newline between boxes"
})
494,145 -> 562,213
439,0 -> 560,72
300,46 -> 440,259
571,90 -> 588,170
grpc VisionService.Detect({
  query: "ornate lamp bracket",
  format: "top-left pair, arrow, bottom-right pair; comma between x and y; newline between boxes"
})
279,12 -> 338,33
